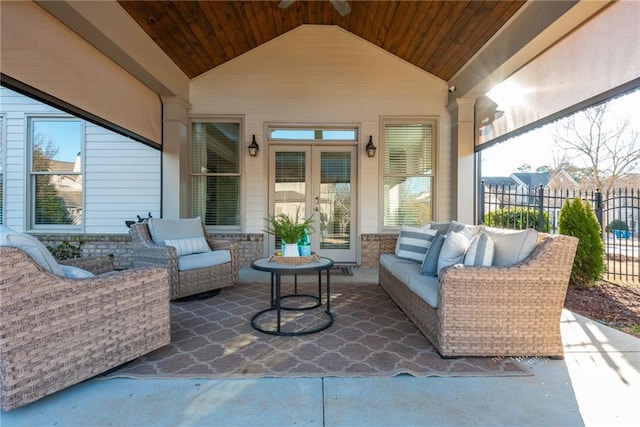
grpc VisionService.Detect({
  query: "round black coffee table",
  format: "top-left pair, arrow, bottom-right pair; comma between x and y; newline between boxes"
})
250,256 -> 334,336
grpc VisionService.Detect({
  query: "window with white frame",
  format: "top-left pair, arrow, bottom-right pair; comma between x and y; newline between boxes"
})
191,120 -> 241,228
382,119 -> 435,227
29,117 -> 84,228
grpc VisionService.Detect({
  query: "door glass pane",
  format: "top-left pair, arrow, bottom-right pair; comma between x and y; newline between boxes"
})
275,152 -> 306,247
320,152 -> 350,250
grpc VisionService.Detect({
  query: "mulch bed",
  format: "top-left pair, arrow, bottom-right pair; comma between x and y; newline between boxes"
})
564,280 -> 640,338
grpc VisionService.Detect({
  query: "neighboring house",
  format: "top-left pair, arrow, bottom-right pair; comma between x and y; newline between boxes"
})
481,170 -> 581,229
0,87 -> 161,234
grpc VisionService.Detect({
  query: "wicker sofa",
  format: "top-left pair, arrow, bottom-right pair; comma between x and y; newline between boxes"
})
0,240 -> 170,411
129,218 -> 238,300
379,222 -> 579,358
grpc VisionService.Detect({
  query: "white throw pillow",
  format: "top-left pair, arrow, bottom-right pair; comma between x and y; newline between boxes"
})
165,237 -> 211,256
395,225 -> 438,263
463,232 -> 495,266
483,227 -> 538,266
437,229 -> 472,275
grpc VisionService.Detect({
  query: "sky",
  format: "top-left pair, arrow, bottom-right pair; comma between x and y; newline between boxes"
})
480,89 -> 640,177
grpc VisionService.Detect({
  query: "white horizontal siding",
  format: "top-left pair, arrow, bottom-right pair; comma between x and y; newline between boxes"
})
190,25 -> 452,234
0,87 -> 161,234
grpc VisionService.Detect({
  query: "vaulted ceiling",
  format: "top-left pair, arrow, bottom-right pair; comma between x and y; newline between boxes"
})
118,0 -> 526,81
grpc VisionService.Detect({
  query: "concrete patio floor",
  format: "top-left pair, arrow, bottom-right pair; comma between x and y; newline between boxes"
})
1,268 -> 638,427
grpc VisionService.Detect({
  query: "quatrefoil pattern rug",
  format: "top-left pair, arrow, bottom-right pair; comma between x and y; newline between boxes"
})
104,281 -> 531,379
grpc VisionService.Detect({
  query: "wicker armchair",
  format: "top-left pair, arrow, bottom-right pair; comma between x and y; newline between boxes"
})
129,219 -> 238,300
0,246 -> 171,411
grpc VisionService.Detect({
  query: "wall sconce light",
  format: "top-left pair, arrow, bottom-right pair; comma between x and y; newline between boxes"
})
366,135 -> 377,158
248,134 -> 259,157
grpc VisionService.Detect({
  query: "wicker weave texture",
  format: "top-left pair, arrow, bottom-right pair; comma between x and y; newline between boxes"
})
129,222 -> 238,300
58,256 -> 115,275
0,247 -> 171,411
379,234 -> 578,358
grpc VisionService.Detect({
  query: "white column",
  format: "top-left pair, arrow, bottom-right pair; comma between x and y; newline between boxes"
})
452,97 -> 477,224
161,96 -> 190,219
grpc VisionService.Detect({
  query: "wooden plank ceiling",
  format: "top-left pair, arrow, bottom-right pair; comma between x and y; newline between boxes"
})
118,0 -> 526,81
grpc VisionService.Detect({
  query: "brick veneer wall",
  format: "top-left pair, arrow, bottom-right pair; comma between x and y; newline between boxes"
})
36,233 -> 265,269
37,233 -> 399,269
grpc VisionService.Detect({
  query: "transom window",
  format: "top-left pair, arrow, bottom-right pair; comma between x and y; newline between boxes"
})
29,117 -> 84,229
382,118 -> 435,228
269,126 -> 358,142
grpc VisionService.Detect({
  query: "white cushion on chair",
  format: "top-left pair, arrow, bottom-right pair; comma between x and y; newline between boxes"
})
178,250 -> 231,271
0,225 -> 65,276
148,217 -> 205,245
60,265 -> 95,278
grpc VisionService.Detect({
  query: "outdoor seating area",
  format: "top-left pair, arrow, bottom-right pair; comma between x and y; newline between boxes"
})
1,1 -> 638,425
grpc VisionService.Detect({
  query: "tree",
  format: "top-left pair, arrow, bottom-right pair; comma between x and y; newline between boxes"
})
516,163 -> 531,172
553,103 -> 640,193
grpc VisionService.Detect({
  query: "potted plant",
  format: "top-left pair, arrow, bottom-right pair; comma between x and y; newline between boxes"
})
264,207 -> 314,257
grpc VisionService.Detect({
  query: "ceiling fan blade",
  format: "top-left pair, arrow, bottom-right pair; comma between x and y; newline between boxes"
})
278,0 -> 296,9
330,0 -> 351,16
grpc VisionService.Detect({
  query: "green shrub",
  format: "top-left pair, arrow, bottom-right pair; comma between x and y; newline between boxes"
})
47,240 -> 84,260
605,219 -> 629,232
484,207 -> 551,232
558,198 -> 605,286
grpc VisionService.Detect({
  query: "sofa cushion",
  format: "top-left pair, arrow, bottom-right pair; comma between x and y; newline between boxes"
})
483,227 -> 538,266
178,249 -> 231,271
437,230 -> 472,275
395,225 -> 437,263
381,254 -> 422,284
406,274 -> 440,308
148,217 -> 205,245
0,225 -> 65,276
165,236 -> 210,256
420,234 -> 446,276
463,232 -> 495,266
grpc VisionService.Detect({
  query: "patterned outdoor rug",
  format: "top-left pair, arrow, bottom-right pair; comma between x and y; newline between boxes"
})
103,281 -> 531,379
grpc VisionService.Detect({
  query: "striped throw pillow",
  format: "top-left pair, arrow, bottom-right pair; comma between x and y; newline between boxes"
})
395,226 -> 438,263
463,232 -> 494,266
165,237 -> 211,256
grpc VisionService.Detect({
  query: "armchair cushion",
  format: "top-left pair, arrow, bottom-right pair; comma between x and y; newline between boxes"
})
0,225 -> 64,276
60,265 -> 95,278
165,236 -> 210,256
147,217 -> 205,245
178,249 -> 232,271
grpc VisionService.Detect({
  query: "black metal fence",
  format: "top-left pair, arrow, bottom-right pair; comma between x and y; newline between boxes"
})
479,184 -> 639,283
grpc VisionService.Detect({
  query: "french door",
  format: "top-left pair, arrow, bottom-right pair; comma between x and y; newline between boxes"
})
268,145 -> 357,263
